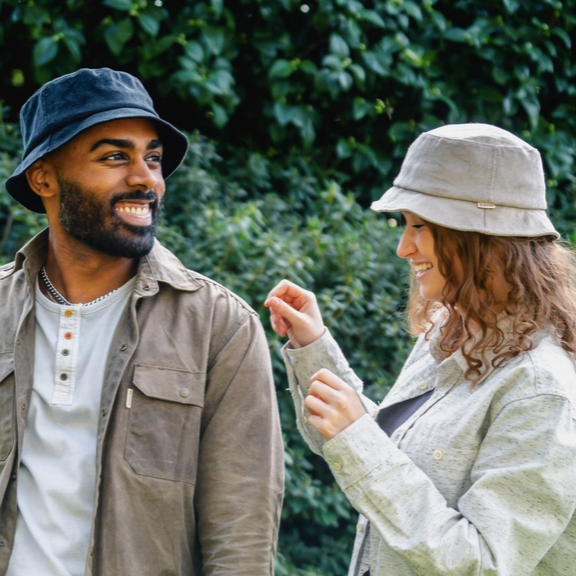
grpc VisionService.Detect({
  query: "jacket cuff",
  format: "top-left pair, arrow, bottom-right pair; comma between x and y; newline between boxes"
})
281,328 -> 345,394
322,414 -> 408,491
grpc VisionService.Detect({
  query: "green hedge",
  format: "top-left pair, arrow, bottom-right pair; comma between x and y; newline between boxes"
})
1,1 -> 576,574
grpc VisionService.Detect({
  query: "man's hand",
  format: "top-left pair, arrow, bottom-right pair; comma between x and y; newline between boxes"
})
305,369 -> 366,440
264,279 -> 325,349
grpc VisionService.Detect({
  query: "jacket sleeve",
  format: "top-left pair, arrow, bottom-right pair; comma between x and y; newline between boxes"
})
285,333 -> 576,576
194,311 -> 284,576
281,329 -> 379,456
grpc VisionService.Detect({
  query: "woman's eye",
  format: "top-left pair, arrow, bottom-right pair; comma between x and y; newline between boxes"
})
412,224 -> 424,229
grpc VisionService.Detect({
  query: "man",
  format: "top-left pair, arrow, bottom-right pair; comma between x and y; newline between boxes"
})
0,68 -> 284,576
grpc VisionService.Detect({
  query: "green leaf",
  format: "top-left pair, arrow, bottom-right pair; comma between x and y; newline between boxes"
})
403,1 -> 423,22
329,34 -> 350,58
299,60 -> 318,75
336,138 -> 354,158
552,28 -> 572,49
185,41 -> 204,63
359,10 -> 385,27
211,0 -> 224,18
402,48 -> 423,67
338,71 -> 353,91
138,13 -> 160,37
272,102 -> 296,126
348,64 -> 366,85
104,18 -> 134,55
211,102 -> 228,128
362,52 -> 389,76
63,37 -> 81,61
33,36 -> 59,67
202,26 -> 225,55
269,59 -> 295,79
443,28 -> 469,43
502,0 -> 520,14
103,0 -> 133,11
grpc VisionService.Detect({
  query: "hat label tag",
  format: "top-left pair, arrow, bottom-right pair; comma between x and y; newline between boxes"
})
477,202 -> 496,209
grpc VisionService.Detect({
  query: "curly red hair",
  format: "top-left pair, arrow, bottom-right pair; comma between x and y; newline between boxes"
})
408,222 -> 576,384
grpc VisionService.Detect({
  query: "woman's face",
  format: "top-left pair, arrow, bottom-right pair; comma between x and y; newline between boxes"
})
396,211 -> 447,302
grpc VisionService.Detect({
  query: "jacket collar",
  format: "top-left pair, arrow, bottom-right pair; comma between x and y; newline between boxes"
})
13,229 -> 203,295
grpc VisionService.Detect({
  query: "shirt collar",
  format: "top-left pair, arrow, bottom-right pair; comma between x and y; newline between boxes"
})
14,229 -> 203,295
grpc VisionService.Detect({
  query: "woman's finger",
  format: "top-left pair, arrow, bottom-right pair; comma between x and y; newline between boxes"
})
310,368 -> 349,391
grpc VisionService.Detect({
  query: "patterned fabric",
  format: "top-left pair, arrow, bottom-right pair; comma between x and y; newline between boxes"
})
283,326 -> 576,575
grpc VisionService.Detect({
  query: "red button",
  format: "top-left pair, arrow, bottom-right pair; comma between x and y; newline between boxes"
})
64,332 -> 73,340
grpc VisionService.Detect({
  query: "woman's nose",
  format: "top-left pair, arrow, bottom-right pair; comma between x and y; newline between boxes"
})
396,230 -> 416,259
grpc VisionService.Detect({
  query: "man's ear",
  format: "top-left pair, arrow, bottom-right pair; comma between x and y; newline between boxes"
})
26,160 -> 58,199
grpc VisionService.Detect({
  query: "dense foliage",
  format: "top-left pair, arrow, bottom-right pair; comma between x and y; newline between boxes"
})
1,0 -> 576,574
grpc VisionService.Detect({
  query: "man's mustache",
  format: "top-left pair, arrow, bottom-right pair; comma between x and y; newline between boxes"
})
111,190 -> 158,207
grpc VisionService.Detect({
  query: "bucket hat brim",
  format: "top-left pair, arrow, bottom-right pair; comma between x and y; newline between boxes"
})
5,108 -> 189,214
371,185 -> 560,239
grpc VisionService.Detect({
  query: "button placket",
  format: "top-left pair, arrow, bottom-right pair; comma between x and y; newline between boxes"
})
52,306 -> 82,406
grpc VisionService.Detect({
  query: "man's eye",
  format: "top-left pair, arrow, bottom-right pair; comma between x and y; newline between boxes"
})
147,154 -> 162,163
104,152 -> 124,161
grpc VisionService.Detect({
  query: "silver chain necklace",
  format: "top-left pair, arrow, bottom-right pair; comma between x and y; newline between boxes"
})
40,267 -> 119,307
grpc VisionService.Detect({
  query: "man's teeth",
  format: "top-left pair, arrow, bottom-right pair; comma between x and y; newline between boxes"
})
413,263 -> 433,272
116,205 -> 150,215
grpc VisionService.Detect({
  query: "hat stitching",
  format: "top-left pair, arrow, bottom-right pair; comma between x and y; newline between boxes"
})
488,147 -> 496,204
426,131 -> 535,151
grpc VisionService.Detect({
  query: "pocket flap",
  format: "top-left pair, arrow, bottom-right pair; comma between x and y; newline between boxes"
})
133,365 -> 205,407
0,353 -> 14,382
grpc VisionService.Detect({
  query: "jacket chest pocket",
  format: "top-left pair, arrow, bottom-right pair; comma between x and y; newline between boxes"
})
124,365 -> 205,483
0,354 -> 15,462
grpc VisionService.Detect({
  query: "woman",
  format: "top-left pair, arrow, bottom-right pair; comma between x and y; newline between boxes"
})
265,124 -> 576,576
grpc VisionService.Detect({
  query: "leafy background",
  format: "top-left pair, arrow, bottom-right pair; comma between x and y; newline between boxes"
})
1,0 -> 575,574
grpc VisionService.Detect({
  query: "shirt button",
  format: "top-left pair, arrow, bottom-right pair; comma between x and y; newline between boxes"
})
60,373 -> 68,381
179,388 -> 190,398
101,409 -> 107,417
21,403 -> 26,412
0,540 -> 5,547
64,332 -> 73,340
302,415 -> 308,424
356,523 -> 365,533
10,473 -> 16,482
143,284 -> 150,291
64,309 -> 73,317
433,449 -> 443,461
418,381 -> 428,391
332,461 -> 342,472
61,349 -> 70,356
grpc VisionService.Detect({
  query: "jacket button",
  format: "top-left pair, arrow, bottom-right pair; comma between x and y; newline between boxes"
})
356,523 -> 365,533
433,449 -> 443,460
120,344 -> 127,351
10,473 -> 16,482
418,381 -> 428,391
0,540 -> 5,547
179,388 -> 190,398
143,285 -> 150,291
332,461 -> 342,472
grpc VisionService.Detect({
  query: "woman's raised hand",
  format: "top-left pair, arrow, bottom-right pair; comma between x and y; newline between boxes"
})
264,279 -> 325,349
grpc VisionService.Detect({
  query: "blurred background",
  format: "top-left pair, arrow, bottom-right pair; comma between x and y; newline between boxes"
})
1,0 -> 575,573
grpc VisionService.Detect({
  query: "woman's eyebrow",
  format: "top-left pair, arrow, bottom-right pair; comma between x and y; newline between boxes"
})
89,138 -> 163,152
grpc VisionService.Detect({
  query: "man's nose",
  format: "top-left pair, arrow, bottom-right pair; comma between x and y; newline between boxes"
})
126,159 -> 164,191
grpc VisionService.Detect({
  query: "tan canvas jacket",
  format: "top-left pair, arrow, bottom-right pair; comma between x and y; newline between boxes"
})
283,327 -> 576,576
0,230 -> 284,576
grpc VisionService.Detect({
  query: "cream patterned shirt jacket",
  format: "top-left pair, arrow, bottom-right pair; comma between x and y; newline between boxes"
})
282,325 -> 576,576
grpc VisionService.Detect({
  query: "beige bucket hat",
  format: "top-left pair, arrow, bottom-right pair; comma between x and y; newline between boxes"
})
371,123 -> 559,239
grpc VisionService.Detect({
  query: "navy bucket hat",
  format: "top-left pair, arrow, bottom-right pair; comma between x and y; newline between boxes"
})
5,67 -> 189,213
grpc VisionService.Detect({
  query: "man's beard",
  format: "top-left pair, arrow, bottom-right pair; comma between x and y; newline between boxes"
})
57,177 -> 162,258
